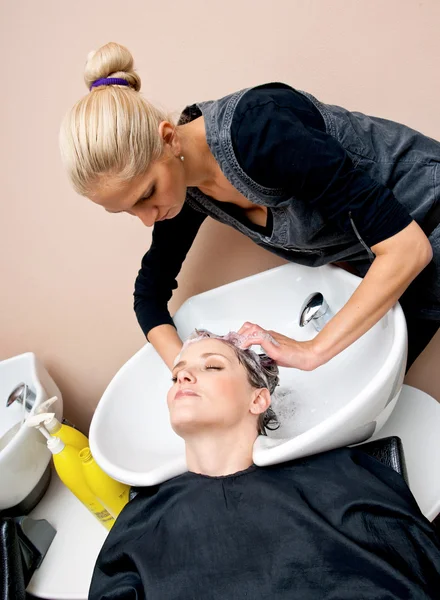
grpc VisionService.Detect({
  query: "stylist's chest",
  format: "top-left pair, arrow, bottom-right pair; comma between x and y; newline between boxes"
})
198,173 -> 268,228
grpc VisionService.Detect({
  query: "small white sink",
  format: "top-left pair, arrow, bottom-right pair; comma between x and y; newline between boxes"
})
0,353 -> 63,511
90,263 -> 407,486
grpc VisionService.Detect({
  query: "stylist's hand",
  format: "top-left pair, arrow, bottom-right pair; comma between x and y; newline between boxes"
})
237,322 -> 321,371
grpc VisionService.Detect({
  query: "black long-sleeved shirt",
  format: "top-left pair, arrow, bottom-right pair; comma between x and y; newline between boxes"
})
134,84 -> 412,338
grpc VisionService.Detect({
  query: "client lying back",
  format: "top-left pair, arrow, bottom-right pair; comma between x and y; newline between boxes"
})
89,329 -> 440,600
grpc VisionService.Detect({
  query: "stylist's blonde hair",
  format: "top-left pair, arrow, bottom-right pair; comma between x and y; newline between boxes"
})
59,42 -> 171,196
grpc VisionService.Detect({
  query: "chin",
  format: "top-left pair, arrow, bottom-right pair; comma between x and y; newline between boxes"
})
170,420 -> 199,438
170,411 -> 208,437
175,198 -> 186,217
164,206 -> 178,221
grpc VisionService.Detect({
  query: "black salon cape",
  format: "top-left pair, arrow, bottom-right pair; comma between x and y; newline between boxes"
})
89,448 -> 440,599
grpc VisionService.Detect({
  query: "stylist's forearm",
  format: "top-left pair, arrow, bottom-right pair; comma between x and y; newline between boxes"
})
311,226 -> 432,365
148,324 -> 184,370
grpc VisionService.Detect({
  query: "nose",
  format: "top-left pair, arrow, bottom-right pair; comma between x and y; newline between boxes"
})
177,368 -> 196,384
132,205 -> 159,227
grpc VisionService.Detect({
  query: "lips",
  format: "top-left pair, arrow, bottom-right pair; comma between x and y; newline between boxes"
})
175,389 -> 200,400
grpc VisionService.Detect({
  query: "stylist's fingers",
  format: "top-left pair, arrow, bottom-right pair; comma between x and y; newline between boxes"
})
238,325 -> 281,349
237,322 -> 271,338
237,323 -> 277,345
237,321 -> 256,336
238,330 -> 284,361
237,324 -> 322,370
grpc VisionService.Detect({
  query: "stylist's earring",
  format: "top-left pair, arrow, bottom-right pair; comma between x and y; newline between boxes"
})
180,155 -> 185,162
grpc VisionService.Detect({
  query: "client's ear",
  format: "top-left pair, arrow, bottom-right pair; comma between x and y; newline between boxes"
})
250,388 -> 271,416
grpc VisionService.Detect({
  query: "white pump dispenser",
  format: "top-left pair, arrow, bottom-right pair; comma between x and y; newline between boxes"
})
26,412 -> 56,440
26,413 -> 65,453
34,398 -> 89,451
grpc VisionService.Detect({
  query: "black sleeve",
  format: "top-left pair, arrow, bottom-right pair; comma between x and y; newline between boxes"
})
232,95 -> 413,247
133,199 -> 207,339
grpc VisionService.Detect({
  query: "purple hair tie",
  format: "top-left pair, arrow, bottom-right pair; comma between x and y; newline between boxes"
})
90,77 -> 130,90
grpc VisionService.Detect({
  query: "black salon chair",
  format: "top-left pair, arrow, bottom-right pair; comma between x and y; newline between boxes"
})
0,515 -> 56,600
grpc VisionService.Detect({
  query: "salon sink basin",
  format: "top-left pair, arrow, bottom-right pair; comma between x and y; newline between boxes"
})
89,263 -> 407,486
0,353 -> 63,511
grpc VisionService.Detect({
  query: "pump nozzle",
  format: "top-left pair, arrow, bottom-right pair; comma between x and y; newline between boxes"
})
36,396 -> 59,414
26,412 -> 56,429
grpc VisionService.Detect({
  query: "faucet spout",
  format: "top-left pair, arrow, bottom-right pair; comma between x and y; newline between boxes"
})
6,383 -> 36,411
299,292 -> 333,332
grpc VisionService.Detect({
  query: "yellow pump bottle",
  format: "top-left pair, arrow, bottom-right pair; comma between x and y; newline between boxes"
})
26,414 -> 115,531
80,447 -> 130,518
37,397 -> 89,451
48,437 -> 115,530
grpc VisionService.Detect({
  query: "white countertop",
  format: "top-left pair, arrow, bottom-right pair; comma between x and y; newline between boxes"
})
27,466 -> 109,600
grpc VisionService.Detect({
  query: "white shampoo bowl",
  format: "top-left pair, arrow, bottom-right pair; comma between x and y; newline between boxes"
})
0,353 -> 63,511
90,263 -> 407,486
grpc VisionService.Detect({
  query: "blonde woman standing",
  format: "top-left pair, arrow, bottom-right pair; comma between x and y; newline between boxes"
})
60,43 -> 440,372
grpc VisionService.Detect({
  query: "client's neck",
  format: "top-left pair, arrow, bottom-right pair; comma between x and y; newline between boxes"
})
185,427 -> 256,477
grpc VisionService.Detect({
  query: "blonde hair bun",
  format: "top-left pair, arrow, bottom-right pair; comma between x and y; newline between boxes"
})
60,41 -> 170,196
84,42 -> 141,92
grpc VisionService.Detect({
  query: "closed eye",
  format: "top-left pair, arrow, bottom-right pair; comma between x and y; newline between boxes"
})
136,186 -> 155,206
171,365 -> 223,382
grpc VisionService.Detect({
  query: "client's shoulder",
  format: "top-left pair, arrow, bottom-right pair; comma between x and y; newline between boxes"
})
258,446 -> 412,499
258,447 -> 353,473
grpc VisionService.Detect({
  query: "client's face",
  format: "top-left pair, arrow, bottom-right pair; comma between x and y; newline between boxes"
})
167,338 -> 263,436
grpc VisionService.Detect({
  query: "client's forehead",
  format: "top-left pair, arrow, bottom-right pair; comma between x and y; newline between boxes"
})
181,338 -> 237,361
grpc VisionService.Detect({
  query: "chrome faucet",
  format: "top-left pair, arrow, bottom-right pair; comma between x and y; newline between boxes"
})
6,383 -> 36,411
299,292 -> 334,332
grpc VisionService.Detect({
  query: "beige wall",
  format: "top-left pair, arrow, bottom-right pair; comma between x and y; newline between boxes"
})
1,0 -> 439,434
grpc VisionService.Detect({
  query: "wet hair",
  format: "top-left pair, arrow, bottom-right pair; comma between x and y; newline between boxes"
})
179,329 -> 280,436
59,42 -> 173,197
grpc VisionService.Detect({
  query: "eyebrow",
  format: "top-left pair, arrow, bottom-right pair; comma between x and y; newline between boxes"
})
104,185 -> 153,214
172,352 -> 232,372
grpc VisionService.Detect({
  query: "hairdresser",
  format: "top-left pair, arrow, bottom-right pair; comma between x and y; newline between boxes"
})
59,43 -> 440,372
